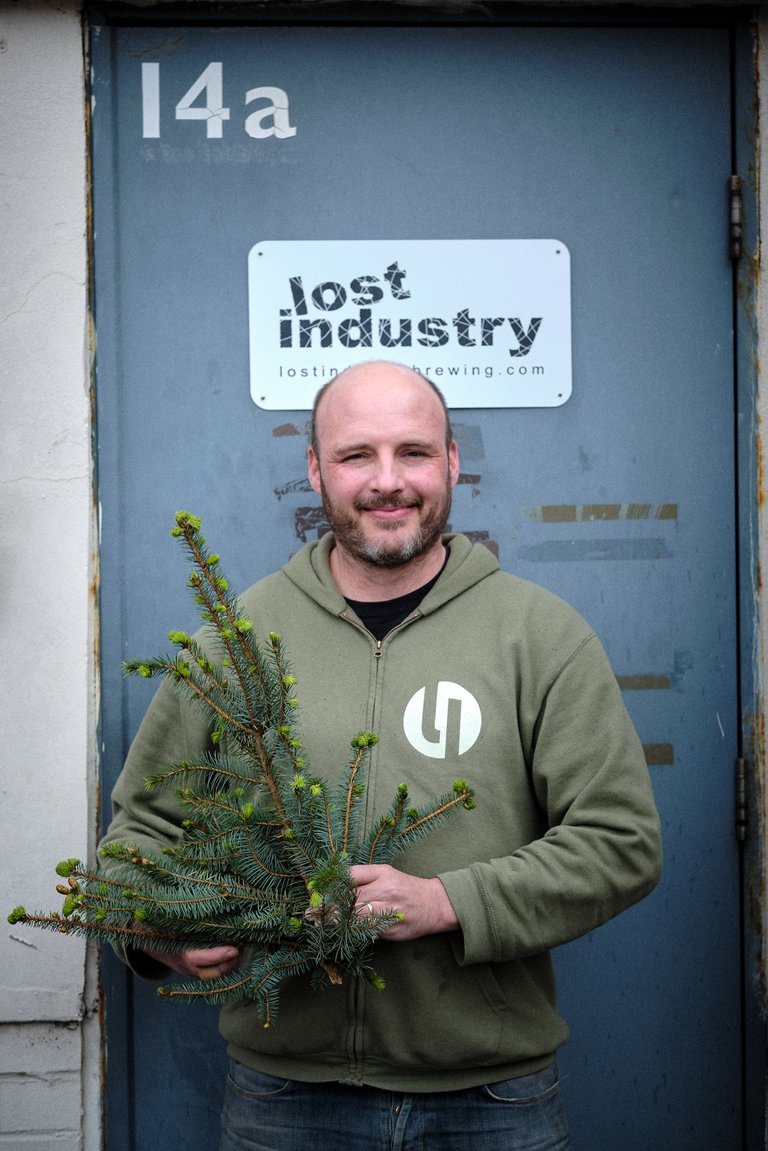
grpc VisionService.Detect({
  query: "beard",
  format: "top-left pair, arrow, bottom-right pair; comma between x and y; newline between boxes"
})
319,482 -> 453,569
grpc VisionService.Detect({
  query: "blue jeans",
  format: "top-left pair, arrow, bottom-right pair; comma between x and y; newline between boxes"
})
219,1059 -> 571,1151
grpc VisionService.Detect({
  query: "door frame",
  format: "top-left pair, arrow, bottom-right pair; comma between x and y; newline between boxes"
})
732,15 -> 766,1151
86,5 -> 766,1147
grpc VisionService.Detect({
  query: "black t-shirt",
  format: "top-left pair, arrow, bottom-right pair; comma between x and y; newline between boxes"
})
344,552 -> 448,641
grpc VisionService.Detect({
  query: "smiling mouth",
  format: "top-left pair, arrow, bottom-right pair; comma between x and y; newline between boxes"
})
365,507 -> 412,521
359,502 -> 419,523
357,497 -> 420,513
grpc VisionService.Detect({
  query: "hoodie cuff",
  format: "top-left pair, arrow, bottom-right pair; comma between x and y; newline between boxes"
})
438,865 -> 498,966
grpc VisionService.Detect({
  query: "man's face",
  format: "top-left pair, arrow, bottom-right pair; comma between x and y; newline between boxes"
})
307,366 -> 459,570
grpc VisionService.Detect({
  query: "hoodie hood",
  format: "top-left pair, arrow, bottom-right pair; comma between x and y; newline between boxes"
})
281,532 -> 500,617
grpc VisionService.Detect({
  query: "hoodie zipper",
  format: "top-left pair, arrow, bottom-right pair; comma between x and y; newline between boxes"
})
341,610 -> 419,661
340,609 -> 419,1082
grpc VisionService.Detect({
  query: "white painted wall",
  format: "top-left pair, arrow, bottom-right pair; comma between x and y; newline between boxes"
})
0,3 -> 765,1149
0,2 -> 100,1147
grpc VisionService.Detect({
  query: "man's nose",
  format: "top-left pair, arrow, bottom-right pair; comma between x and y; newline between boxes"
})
370,454 -> 404,493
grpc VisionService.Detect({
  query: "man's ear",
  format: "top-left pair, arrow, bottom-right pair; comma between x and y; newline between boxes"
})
307,446 -> 322,495
448,440 -> 460,489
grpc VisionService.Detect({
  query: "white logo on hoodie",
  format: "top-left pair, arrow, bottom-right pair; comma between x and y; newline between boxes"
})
402,681 -> 482,759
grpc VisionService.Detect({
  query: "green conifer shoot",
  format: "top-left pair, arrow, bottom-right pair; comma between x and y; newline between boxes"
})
9,512 -> 475,1027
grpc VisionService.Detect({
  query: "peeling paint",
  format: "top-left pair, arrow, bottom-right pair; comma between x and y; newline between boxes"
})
642,743 -> 675,766
616,657 -> 690,694
526,503 -> 678,523
274,477 -> 312,500
294,505 -> 328,541
458,529 -> 498,558
518,538 -> 673,563
743,706 -> 767,1004
617,675 -> 671,691
127,35 -> 185,62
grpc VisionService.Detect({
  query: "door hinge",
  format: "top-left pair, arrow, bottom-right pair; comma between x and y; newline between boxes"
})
735,757 -> 748,843
729,175 -> 743,261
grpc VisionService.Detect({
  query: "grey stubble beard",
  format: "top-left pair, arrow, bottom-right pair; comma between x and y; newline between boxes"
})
319,485 -> 452,570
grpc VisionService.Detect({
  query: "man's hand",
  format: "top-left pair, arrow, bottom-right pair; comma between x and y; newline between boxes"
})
350,864 -> 458,941
139,943 -> 240,981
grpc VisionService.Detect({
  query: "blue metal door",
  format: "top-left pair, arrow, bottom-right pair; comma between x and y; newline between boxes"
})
91,17 -> 746,1149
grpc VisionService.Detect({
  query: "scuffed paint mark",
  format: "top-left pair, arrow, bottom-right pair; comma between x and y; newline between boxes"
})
618,655 -> 691,693
617,674 -> 671,691
294,506 -> 328,541
9,934 -> 36,948
525,503 -> 678,523
518,538 -> 673,562
670,650 -> 694,690
272,422 -> 309,438
578,446 -> 595,472
642,743 -> 674,766
459,529 -> 498,558
457,472 -> 481,486
127,35 -> 186,62
274,477 -> 312,500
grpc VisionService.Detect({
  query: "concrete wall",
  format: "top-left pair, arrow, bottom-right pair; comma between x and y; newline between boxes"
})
0,2 -> 765,1149
0,2 -> 100,1147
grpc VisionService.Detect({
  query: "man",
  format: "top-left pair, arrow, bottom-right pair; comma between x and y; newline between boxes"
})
102,360 -> 661,1150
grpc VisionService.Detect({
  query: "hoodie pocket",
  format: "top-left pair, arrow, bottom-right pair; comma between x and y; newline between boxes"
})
362,941 -> 565,1072
362,943 -> 511,1069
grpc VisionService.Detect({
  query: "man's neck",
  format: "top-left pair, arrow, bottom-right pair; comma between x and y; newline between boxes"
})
328,540 -> 447,601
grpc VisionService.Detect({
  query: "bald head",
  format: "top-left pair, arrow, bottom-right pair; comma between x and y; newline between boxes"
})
306,360 -> 459,583
310,362 -> 453,455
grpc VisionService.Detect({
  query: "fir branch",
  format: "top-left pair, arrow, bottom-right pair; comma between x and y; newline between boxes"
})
9,511 -> 475,1027
391,782 -> 477,848
143,752 -> 262,795
339,736 -> 376,855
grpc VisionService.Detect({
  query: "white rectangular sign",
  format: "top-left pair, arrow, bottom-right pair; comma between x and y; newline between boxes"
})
248,239 -> 571,409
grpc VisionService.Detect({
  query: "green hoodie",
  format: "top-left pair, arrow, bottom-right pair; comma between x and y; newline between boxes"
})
102,533 -> 661,1091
